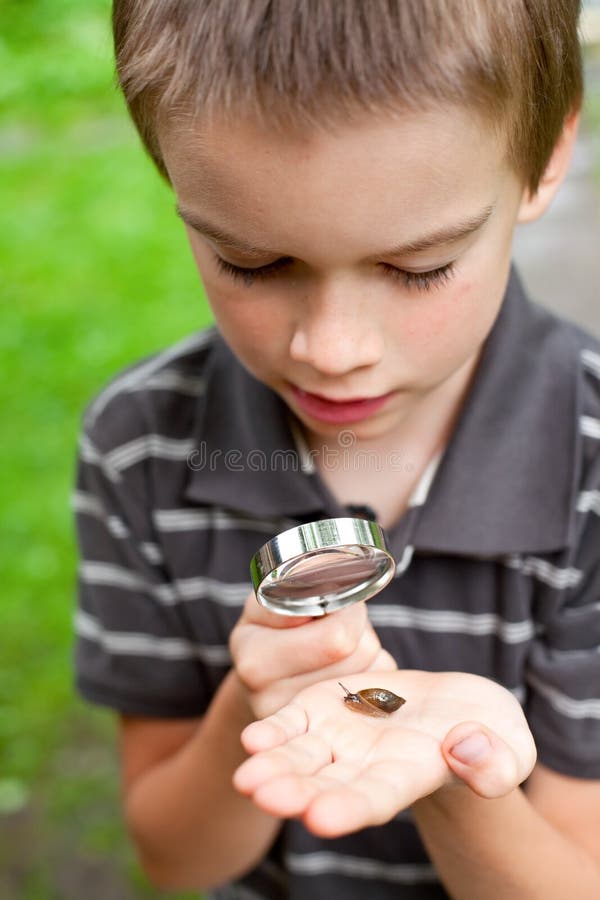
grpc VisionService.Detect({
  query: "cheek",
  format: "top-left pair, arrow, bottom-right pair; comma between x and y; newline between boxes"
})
186,240 -> 267,344
399,275 -> 499,381
403,279 -> 475,347
201,276 -> 289,360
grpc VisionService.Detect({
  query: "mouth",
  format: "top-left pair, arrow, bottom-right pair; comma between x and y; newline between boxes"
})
288,384 -> 395,424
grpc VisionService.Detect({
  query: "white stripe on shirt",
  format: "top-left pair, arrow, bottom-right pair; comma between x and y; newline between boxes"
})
502,554 -> 583,589
75,610 -> 230,664
153,507 -> 292,534
577,490 -> 600,516
136,371 -> 206,396
79,561 -> 249,606
106,435 -> 196,472
85,328 -> 216,426
284,851 -> 438,884
581,348 -> 600,380
580,415 -> 600,440
527,673 -> 600,719
73,491 -> 163,562
369,604 -> 536,642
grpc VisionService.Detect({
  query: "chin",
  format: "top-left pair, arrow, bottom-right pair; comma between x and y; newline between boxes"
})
303,414 -> 397,445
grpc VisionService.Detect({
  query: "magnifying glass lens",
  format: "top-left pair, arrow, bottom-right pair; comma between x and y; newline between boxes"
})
251,519 -> 395,616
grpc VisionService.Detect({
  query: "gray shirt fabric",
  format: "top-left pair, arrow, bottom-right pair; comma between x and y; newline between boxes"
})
72,267 -> 600,899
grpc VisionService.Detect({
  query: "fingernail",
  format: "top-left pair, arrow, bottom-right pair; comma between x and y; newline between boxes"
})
450,732 -> 490,764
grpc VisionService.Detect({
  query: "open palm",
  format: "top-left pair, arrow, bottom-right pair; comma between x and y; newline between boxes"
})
233,670 -> 537,837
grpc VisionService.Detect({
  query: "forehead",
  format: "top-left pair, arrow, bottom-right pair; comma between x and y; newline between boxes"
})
158,106 -> 509,251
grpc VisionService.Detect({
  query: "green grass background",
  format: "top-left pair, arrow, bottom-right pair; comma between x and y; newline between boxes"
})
2,1 -> 600,897
2,1 -> 209,896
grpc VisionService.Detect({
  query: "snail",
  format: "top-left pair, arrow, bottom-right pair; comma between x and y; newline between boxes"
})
339,682 -> 406,718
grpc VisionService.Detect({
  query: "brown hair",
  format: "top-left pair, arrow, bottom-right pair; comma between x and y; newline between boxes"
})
112,0 -> 582,192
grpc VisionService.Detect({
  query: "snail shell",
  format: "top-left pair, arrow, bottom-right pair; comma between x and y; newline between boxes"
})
339,682 -> 406,717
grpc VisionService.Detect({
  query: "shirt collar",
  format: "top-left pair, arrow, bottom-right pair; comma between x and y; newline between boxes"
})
184,266 -> 580,554
412,266 -> 580,555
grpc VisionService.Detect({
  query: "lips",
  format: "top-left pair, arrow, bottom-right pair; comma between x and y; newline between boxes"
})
290,384 -> 394,424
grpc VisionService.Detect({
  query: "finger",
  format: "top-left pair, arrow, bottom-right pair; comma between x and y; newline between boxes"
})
260,623 -> 388,703
250,761 -> 363,818
441,720 -> 537,798
233,602 -> 369,688
366,648 -> 398,672
240,701 -> 309,754
252,773 -> 320,817
234,730 -> 331,798
256,732 -> 445,836
314,623 -> 389,678
240,588 -> 313,630
304,756 -> 442,837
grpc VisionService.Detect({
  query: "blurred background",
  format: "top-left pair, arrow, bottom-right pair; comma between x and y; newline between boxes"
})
1,1 -> 599,897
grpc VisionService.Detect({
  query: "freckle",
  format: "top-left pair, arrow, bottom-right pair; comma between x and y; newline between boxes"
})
454,281 -> 471,301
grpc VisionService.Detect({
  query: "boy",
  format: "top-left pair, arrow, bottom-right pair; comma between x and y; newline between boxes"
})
73,1 -> 600,897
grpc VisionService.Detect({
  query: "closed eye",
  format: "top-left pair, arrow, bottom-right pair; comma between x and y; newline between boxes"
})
211,253 -> 456,291
379,261 -> 456,291
213,254 -> 292,286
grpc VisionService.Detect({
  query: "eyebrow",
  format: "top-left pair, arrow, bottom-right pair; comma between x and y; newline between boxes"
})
175,202 -> 496,261
381,204 -> 496,257
175,204 -> 280,257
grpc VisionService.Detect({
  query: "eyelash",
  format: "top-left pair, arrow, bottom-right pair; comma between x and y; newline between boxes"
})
212,253 -> 456,291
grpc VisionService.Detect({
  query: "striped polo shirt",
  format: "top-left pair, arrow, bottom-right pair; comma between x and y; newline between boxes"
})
73,267 -> 600,900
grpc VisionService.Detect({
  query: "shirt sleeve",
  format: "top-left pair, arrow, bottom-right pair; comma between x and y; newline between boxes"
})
72,394 -> 214,719
524,415 -> 600,778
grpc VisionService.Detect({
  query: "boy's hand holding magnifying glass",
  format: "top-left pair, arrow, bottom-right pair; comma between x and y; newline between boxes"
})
230,517 -> 397,720
229,590 -> 396,721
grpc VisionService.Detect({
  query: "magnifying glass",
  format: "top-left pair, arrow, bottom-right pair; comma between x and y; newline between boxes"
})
250,517 -> 396,616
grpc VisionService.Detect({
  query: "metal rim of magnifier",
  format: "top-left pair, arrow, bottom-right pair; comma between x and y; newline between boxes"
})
250,517 -> 396,616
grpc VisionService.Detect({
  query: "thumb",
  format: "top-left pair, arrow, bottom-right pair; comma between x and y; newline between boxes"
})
241,588 -> 313,629
441,721 -> 527,799
367,648 -> 398,672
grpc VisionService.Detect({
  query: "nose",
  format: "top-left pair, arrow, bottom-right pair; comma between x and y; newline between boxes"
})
289,282 -> 384,376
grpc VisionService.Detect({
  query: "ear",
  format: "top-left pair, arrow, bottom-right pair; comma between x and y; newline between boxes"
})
517,110 -> 580,224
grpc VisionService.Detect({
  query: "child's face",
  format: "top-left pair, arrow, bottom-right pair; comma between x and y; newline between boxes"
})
159,106 -> 529,446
